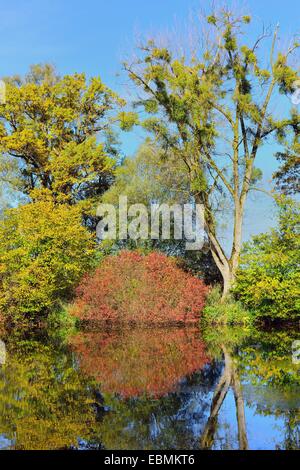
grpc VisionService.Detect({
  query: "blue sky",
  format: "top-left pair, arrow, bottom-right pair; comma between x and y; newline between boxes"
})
0,0 -> 299,241
0,0 -> 298,81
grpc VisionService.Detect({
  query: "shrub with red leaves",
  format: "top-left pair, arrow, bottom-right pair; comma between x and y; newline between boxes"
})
71,251 -> 208,324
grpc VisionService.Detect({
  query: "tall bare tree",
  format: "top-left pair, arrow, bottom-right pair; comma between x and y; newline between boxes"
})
125,8 -> 299,298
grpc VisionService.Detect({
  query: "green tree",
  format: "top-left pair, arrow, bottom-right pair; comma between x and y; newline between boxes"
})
234,199 -> 300,320
102,140 -> 189,207
274,147 -> 300,195
102,142 -> 221,282
102,141 -> 189,254
125,9 -> 299,298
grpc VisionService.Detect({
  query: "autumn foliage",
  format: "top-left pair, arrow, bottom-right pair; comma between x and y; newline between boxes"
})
0,196 -> 95,324
71,251 -> 208,324
70,328 -> 209,398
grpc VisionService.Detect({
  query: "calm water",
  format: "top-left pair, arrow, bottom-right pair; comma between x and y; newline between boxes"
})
0,325 -> 299,450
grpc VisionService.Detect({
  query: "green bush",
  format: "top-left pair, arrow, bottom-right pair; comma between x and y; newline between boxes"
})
234,200 -> 300,321
0,197 -> 95,325
202,286 -> 253,326
47,308 -> 78,341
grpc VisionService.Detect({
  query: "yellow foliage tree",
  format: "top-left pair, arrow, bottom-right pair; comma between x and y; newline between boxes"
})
0,192 -> 95,324
0,64 -> 134,204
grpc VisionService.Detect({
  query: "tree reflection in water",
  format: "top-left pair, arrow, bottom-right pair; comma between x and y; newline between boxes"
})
0,335 -> 103,449
0,326 -> 298,449
200,345 -> 248,450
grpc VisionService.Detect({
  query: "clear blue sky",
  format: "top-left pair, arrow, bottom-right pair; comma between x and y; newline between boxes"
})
0,0 -> 298,81
0,0 -> 299,242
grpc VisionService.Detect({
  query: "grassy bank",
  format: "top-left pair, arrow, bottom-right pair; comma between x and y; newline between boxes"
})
202,286 -> 254,326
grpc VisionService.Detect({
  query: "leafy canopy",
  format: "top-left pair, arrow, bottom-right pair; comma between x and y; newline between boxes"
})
234,199 -> 300,320
0,64 -> 135,205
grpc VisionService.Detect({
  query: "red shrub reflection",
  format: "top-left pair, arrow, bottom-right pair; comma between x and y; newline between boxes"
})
70,328 -> 209,398
70,251 -> 208,324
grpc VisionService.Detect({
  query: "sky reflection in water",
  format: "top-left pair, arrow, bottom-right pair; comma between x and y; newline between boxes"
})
0,326 -> 299,450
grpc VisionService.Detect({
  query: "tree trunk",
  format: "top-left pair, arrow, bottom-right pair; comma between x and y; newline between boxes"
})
209,253 -> 234,301
200,346 -> 232,449
232,368 -> 249,450
194,191 -> 245,300
221,268 -> 234,301
209,200 -> 245,301
200,346 -> 248,450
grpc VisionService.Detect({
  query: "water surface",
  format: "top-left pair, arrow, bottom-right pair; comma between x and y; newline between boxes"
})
0,326 -> 299,450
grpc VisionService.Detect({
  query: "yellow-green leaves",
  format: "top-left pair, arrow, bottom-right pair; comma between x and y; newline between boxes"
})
242,16 -> 251,24
0,64 -> 124,202
0,199 -> 95,323
47,137 -> 114,203
273,53 -> 299,94
118,111 -> 139,131
223,25 -> 238,52
207,15 -> 217,25
234,200 -> 300,320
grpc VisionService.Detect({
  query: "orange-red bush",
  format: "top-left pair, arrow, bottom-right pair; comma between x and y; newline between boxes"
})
71,251 -> 208,324
70,328 -> 209,398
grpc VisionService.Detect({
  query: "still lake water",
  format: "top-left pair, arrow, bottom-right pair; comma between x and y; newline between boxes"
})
0,325 -> 299,450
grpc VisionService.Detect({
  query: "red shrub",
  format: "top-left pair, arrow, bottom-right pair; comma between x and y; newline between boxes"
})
70,328 -> 209,398
71,250 -> 208,324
